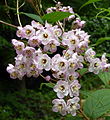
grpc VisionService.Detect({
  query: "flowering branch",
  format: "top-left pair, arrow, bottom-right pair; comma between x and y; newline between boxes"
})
6,2 -> 110,119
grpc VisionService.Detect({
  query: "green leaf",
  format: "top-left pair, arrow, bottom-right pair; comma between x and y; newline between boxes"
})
80,0 -> 102,10
42,11 -> 72,23
40,82 -> 55,90
92,37 -> 110,46
80,90 -> 93,97
83,89 -> 110,119
98,71 -> 110,86
78,68 -> 88,76
21,12 -> 44,24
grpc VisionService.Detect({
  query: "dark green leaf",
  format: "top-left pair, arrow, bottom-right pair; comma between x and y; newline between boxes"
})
80,0 -> 102,10
21,12 -> 44,24
83,89 -> 110,119
42,11 -> 72,23
98,71 -> 110,85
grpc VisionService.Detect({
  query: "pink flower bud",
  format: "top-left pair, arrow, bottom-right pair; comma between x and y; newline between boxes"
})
45,75 -> 51,81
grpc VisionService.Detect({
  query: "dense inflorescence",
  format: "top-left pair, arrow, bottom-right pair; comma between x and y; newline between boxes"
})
6,2 -> 110,117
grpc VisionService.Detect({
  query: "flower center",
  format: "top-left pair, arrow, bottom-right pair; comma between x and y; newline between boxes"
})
50,43 -> 56,48
70,39 -> 76,44
30,64 -> 36,69
65,53 -> 70,58
32,39 -> 38,44
72,85 -> 78,91
26,29 -> 31,35
11,72 -> 17,77
69,75 -> 74,81
42,59 -> 47,64
59,62 -> 65,67
60,85 -> 65,91
70,103 -> 76,110
70,63 -> 75,68
94,63 -> 99,67
80,46 -> 85,50
26,50 -> 32,55
43,33 -> 48,38
19,64 -> 25,69
59,73 -> 64,78
58,104 -> 63,111
15,45 -> 22,51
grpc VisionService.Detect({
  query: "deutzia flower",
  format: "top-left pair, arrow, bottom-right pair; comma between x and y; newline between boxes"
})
65,72 -> 79,83
52,55 -> 68,72
67,97 -> 80,116
85,48 -> 96,62
28,36 -> 41,47
72,18 -> 85,29
52,71 -> 66,80
52,99 -> 67,116
31,20 -> 43,29
62,33 -> 79,50
37,28 -> 53,45
16,26 -> 25,39
63,49 -> 74,60
53,80 -> 69,98
23,25 -> 35,39
23,46 -> 35,58
101,53 -> 110,71
36,54 -> 51,71
88,58 -> 101,74
43,39 -> 60,53
12,39 -> 25,55
69,80 -> 81,97
6,64 -> 23,80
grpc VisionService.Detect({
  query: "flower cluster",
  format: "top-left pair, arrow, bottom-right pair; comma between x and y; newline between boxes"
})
85,48 -> 110,74
6,2 -> 110,117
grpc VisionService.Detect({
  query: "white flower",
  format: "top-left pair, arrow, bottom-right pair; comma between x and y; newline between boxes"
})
23,25 -> 35,39
12,39 -> 25,55
36,54 -> 51,71
67,97 -> 80,116
37,29 -> 53,45
85,48 -> 96,62
52,55 -> 68,72
54,80 -> 69,98
69,80 -> 81,97
52,99 -> 67,116
89,58 -> 101,74
28,36 -> 41,47
65,72 -> 79,83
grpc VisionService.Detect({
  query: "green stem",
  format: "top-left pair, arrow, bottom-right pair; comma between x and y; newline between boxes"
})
79,109 -> 90,120
17,0 -> 22,26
